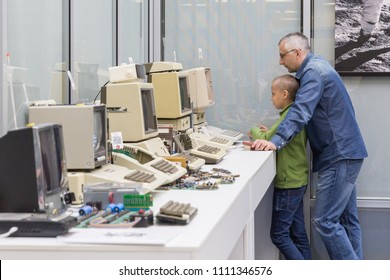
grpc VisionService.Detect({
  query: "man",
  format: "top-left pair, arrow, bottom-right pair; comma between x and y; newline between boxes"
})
358,0 -> 385,43
252,32 -> 368,260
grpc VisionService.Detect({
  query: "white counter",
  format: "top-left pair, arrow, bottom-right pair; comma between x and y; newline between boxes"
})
0,148 -> 276,260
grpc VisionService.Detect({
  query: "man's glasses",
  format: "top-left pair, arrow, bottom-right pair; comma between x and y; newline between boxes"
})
279,49 -> 296,59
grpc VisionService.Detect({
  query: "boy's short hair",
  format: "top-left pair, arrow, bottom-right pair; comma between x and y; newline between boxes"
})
272,74 -> 299,100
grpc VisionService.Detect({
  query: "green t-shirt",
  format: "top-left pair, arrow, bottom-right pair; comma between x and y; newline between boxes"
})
250,104 -> 308,189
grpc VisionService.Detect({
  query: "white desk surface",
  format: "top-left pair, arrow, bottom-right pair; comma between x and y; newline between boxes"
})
0,148 -> 275,260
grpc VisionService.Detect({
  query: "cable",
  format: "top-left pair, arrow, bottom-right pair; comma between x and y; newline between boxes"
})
0,226 -> 18,238
93,80 -> 110,104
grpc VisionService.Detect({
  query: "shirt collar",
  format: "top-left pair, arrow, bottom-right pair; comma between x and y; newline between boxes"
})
280,103 -> 292,116
296,52 -> 313,79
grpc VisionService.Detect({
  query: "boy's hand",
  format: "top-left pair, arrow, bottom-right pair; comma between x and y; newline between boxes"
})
259,125 -> 268,132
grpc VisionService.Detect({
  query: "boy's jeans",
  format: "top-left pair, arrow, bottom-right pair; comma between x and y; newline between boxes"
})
271,185 -> 312,260
313,159 -> 364,260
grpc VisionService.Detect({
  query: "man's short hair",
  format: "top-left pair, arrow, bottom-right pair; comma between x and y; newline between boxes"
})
279,32 -> 311,53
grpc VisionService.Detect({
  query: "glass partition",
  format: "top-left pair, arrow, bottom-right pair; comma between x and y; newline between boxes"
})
162,0 -> 302,133
6,0 -> 66,128
118,0 -> 147,65
73,0 -> 114,103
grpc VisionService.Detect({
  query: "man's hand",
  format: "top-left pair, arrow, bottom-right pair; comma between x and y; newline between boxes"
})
252,139 -> 276,151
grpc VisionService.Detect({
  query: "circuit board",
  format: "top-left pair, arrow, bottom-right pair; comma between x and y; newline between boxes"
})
156,167 -> 238,190
75,209 -> 153,228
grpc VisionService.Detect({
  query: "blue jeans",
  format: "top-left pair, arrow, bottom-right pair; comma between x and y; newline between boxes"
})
313,159 -> 364,260
270,185 -> 312,260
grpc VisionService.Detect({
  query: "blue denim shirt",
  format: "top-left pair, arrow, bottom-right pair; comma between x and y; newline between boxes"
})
271,52 -> 368,172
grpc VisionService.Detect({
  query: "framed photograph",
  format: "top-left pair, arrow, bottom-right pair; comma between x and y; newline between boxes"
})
335,0 -> 390,76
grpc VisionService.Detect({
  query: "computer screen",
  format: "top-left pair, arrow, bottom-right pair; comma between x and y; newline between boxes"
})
29,104 -> 108,170
39,125 -> 68,194
0,124 -> 68,213
101,82 -> 159,142
141,88 -> 158,134
148,71 -> 192,119
181,67 -> 215,113
93,106 -> 107,157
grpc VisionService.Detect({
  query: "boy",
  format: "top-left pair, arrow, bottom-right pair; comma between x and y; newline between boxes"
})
248,74 -> 311,260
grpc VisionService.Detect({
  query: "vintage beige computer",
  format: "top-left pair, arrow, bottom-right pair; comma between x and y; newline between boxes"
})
181,67 -> 236,149
100,80 -> 188,181
145,62 -> 228,164
101,82 -> 159,142
28,104 -> 167,204
181,67 -> 214,126
182,66 -> 243,142
29,104 -> 108,170
100,63 -> 204,171
147,65 -> 192,132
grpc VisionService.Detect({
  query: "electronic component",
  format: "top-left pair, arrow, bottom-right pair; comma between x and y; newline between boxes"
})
129,209 -> 154,227
114,203 -> 125,212
123,193 -> 153,210
82,210 -> 141,228
75,209 -> 148,229
82,182 -> 148,210
105,203 -> 117,213
156,200 -> 198,225
79,205 -> 93,216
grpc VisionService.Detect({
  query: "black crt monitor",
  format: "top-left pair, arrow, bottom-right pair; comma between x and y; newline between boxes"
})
0,124 -> 68,213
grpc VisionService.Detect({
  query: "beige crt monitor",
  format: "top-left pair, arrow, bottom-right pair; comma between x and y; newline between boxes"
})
29,104 -> 108,170
181,67 -> 215,114
101,82 -> 159,142
148,71 -> 192,119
